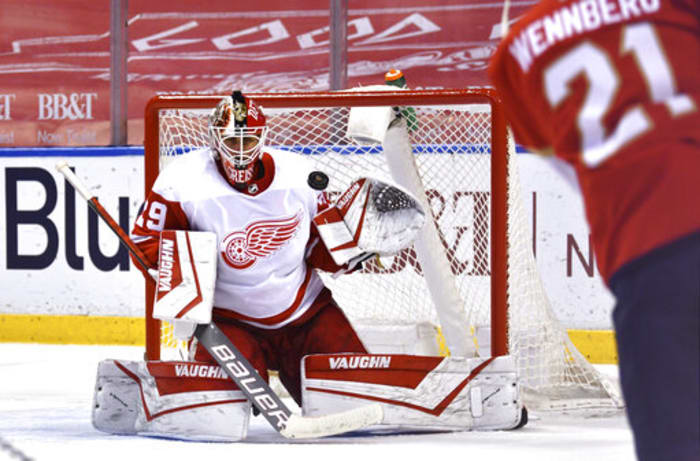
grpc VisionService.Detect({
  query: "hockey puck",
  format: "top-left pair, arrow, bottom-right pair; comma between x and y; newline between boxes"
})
308,171 -> 329,190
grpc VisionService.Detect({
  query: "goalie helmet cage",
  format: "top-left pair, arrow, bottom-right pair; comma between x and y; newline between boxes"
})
143,89 -> 622,414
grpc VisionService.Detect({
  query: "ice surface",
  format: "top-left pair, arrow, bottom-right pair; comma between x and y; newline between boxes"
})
0,344 -> 635,461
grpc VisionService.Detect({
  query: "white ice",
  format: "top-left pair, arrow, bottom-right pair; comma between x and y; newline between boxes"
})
0,344 -> 636,461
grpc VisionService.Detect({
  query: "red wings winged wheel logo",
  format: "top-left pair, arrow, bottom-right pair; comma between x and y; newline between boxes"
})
221,211 -> 303,269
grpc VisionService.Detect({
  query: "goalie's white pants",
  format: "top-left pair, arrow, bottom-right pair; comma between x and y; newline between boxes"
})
301,354 -> 523,431
92,359 -> 251,441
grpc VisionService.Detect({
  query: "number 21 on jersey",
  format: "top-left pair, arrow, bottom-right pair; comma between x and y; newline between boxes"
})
543,22 -> 695,168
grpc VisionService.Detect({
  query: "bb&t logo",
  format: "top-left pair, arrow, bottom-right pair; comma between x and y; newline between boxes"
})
37,93 -> 98,120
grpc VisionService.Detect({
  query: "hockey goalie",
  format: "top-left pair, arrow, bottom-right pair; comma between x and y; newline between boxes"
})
91,89 -> 524,441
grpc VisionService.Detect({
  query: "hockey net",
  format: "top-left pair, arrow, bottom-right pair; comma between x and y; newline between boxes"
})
143,89 -> 623,414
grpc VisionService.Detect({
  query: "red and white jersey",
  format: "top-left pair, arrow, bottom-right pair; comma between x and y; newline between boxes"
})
489,0 -> 700,282
132,147 -> 340,329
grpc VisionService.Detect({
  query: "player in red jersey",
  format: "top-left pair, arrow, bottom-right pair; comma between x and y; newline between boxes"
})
489,1 -> 699,460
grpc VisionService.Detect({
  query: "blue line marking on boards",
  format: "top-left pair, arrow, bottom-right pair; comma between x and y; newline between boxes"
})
0,144 -> 531,158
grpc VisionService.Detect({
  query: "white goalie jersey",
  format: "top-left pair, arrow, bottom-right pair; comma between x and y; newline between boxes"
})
132,147 -> 334,329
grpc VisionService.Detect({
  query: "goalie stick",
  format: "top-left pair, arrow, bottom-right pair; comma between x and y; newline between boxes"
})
55,161 -> 383,439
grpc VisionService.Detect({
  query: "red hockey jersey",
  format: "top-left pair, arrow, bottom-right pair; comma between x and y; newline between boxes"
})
489,0 -> 700,282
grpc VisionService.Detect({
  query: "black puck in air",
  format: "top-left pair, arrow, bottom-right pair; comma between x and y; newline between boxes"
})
308,171 -> 329,190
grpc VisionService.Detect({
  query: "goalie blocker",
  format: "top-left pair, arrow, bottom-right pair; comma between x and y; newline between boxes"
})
154,230 -> 218,341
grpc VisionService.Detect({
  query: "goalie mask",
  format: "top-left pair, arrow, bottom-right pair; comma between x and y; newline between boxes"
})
209,90 -> 268,185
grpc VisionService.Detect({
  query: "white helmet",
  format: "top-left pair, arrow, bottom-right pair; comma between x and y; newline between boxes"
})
208,90 -> 268,185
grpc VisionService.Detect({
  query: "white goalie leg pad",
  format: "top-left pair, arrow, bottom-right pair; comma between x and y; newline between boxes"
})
92,359 -> 251,441
301,354 -> 523,431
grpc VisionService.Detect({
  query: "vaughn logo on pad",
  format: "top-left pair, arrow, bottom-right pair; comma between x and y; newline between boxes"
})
174,363 -> 228,379
329,356 -> 392,369
157,238 -> 178,292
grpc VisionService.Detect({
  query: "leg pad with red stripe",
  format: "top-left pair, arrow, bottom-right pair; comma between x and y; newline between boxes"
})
301,354 -> 523,431
92,359 -> 250,441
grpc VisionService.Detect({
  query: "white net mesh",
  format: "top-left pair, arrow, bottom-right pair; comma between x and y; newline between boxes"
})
149,92 -> 623,414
